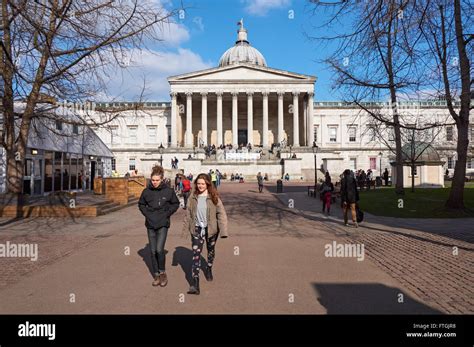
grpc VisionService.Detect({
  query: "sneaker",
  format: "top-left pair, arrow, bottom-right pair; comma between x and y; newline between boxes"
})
152,275 -> 160,287
159,272 -> 168,287
354,222 -> 359,228
344,222 -> 349,226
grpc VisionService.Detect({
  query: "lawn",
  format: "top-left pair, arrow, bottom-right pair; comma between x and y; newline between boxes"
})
358,185 -> 474,218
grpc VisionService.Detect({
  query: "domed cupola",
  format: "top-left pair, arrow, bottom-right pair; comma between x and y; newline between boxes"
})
218,19 -> 267,68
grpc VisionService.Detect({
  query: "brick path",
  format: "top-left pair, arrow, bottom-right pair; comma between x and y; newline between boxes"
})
0,182 -> 469,313
274,184 -> 474,314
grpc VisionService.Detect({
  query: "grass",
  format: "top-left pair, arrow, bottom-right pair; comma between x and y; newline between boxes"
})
358,185 -> 474,218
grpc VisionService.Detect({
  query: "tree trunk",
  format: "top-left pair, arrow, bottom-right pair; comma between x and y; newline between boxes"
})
446,117 -> 469,209
411,164 -> 415,193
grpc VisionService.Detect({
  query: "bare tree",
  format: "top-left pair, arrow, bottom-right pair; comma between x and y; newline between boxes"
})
0,0 -> 181,196
417,0 -> 473,209
307,0 -> 441,195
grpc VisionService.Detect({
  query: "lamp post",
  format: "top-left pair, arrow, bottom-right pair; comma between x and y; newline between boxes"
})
158,143 -> 164,167
312,142 -> 319,188
378,151 -> 383,177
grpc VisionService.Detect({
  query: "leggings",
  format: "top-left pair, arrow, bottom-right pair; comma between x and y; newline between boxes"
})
191,226 -> 218,278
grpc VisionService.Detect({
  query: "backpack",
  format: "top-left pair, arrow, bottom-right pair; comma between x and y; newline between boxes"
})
182,179 -> 191,192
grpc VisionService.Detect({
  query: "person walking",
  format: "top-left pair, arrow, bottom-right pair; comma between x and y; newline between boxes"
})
210,170 -> 217,188
340,169 -> 359,228
181,174 -> 192,210
182,173 -> 228,295
383,168 -> 389,186
319,174 -> 334,215
138,166 -> 180,287
257,172 -> 264,193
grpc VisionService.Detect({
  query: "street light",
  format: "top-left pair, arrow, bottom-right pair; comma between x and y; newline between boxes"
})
158,143 -> 164,167
312,141 -> 319,188
378,151 -> 383,177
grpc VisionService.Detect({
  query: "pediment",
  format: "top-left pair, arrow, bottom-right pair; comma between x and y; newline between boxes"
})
168,63 -> 316,83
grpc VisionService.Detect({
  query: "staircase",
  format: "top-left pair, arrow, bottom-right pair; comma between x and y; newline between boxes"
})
97,194 -> 139,216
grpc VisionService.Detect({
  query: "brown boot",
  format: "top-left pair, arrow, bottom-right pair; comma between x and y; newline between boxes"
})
152,275 -> 160,287
159,272 -> 168,287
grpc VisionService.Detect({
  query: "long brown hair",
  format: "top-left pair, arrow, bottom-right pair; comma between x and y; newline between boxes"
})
194,173 -> 219,205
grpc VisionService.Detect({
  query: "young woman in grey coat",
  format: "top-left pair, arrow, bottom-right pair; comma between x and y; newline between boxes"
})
182,173 -> 228,295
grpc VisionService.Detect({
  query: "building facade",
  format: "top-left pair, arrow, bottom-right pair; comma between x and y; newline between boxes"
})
91,24 -> 474,183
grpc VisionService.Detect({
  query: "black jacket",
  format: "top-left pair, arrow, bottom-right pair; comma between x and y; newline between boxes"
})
341,175 -> 359,204
138,182 -> 180,229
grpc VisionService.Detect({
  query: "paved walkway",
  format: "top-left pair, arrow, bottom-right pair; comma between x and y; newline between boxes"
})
269,183 -> 474,314
0,182 -> 470,313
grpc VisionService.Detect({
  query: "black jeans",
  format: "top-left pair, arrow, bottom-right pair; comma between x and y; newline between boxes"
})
183,191 -> 190,208
147,227 -> 168,275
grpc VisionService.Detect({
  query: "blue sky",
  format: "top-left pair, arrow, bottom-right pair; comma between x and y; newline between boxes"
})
105,0 -> 342,101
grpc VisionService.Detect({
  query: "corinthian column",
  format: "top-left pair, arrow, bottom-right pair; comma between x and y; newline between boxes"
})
247,92 -> 253,145
262,91 -> 269,147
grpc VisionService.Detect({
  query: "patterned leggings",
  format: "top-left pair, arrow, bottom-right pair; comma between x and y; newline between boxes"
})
191,227 -> 218,278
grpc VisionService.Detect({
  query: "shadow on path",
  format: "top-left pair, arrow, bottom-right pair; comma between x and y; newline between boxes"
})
313,283 -> 442,314
137,245 -> 169,278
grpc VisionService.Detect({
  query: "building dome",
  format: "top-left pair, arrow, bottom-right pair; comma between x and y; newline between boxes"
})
401,142 -> 440,162
218,19 -> 267,68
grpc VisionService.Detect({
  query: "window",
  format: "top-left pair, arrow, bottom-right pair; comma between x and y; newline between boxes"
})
370,157 -> 377,170
128,126 -> 138,144
313,125 -> 318,143
467,158 -> 473,169
448,156 -> 453,169
129,158 -> 136,171
329,126 -> 337,142
446,126 -> 453,141
349,158 -> 357,171
111,126 -> 120,144
348,127 -> 356,142
388,127 -> 395,141
73,124 -> 79,135
367,126 -> 376,142
56,120 -> 63,131
147,126 -> 157,143
111,158 -> 116,171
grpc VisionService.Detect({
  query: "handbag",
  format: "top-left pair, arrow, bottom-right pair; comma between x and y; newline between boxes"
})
356,204 -> 364,223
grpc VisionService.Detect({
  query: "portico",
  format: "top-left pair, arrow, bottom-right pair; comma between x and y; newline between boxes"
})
167,22 -> 316,149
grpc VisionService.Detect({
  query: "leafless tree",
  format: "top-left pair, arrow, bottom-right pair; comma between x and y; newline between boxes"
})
416,0 -> 473,209
307,0 -> 447,195
0,0 -> 181,196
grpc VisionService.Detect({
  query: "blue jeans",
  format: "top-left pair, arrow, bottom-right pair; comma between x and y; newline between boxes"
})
147,227 -> 168,275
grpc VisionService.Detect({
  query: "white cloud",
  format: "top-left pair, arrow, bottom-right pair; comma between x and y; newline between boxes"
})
242,0 -> 292,16
157,22 -> 190,47
100,48 -> 214,101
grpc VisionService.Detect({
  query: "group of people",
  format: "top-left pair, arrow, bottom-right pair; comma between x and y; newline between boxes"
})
318,170 -> 360,227
355,169 -> 374,190
138,166 -> 228,296
171,157 -> 179,169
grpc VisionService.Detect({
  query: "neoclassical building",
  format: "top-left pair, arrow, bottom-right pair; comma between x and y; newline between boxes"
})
91,23 -> 474,183
167,22 -> 316,148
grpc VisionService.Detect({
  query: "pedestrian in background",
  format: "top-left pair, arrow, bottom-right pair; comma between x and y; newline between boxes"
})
340,169 -> 359,228
257,172 -> 264,193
